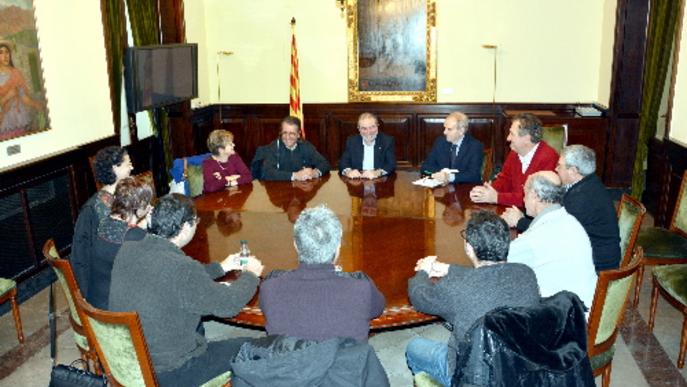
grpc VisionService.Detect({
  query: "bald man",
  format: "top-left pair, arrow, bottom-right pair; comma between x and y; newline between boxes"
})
421,112 -> 484,184
507,171 -> 597,311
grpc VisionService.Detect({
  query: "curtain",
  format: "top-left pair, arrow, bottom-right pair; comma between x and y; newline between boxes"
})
631,0 -> 682,198
126,0 -> 173,178
101,0 -> 126,137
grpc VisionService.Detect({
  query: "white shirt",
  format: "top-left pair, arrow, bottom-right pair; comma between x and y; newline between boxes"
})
508,205 -> 597,311
518,142 -> 540,173
362,139 -> 376,170
448,136 -> 465,183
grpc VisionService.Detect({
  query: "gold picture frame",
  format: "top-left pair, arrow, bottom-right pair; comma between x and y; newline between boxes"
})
347,0 -> 436,102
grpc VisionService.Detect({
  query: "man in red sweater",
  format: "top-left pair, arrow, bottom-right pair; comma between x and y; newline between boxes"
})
470,113 -> 558,207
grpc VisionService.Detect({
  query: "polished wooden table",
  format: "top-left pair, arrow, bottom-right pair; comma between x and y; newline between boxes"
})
184,171 -> 498,329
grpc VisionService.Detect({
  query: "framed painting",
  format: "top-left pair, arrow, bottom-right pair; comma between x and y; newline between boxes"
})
0,0 -> 50,142
347,0 -> 436,102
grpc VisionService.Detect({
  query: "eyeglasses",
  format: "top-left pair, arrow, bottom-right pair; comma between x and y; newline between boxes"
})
358,125 -> 377,131
281,131 -> 299,137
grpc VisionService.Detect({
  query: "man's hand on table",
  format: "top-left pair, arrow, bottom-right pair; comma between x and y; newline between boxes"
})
414,256 -> 450,278
221,253 -> 265,277
469,182 -> 498,203
501,206 -> 524,228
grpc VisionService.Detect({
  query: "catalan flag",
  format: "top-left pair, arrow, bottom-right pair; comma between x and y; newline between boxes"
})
289,18 -> 305,138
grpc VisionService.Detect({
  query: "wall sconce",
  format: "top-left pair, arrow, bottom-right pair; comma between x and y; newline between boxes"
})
336,0 -> 346,16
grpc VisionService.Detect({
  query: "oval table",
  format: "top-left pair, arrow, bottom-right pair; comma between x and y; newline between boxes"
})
184,171 -> 499,329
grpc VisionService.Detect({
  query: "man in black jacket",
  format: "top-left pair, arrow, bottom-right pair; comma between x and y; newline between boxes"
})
420,112 -> 484,184
339,112 -> 396,179
502,144 -> 621,271
251,116 -> 330,181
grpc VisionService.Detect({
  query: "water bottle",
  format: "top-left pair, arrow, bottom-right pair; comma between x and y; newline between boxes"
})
238,240 -> 250,266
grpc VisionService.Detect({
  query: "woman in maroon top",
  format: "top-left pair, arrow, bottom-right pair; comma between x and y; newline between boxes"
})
202,129 -> 252,193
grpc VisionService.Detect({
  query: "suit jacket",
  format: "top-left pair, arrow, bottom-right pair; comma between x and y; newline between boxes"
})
251,139 -> 331,181
420,134 -> 484,183
517,173 -> 621,271
492,141 -> 558,207
338,133 -> 396,174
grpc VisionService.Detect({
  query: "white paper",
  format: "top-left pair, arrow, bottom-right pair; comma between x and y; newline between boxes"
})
412,177 -> 443,188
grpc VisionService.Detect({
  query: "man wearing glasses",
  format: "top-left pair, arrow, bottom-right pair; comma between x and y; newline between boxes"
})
421,112 -> 484,184
339,112 -> 396,179
109,194 -> 264,386
252,115 -> 330,181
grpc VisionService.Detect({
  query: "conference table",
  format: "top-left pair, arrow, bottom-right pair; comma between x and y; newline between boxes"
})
184,171 -> 500,329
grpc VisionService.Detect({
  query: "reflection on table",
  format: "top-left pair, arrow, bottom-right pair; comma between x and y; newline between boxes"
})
185,171 -> 498,328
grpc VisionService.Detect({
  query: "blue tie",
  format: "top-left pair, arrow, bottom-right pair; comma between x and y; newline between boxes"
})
449,144 -> 458,169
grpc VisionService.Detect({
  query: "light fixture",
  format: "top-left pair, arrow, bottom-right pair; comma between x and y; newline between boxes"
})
482,44 -> 498,104
336,0 -> 346,16
217,50 -> 234,122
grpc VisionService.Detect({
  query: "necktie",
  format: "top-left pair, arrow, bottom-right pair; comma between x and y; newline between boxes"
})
449,144 -> 458,169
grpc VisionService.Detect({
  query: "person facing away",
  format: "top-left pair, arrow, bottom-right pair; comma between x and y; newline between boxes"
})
406,210 -> 540,387
507,171 -> 598,310
470,113 -> 558,207
108,193 -> 264,387
251,115 -> 331,181
87,176 -> 153,309
202,129 -> 252,193
259,205 -> 385,342
502,145 -> 621,272
339,112 -> 396,179
71,146 -> 133,298
421,111 -> 484,184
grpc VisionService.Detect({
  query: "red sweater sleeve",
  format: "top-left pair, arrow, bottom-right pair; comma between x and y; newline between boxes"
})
202,158 -> 228,193
492,143 -> 559,207
228,154 -> 253,185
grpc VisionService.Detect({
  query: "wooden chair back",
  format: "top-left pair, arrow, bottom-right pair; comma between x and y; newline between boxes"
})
76,295 -> 159,387
587,247 -> 642,357
669,169 -> 687,237
481,148 -> 493,182
617,194 -> 647,267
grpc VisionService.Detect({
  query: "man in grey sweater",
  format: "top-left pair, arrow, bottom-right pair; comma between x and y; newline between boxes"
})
406,210 -> 540,386
109,194 -> 264,387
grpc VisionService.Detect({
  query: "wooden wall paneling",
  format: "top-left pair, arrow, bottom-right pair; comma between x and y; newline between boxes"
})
377,113 -> 414,168
605,0 -> 650,186
417,114 -> 446,167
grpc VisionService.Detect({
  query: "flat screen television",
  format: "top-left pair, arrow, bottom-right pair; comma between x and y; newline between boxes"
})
124,43 -> 198,113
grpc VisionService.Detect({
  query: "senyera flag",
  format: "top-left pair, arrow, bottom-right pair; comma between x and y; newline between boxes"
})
289,17 -> 305,139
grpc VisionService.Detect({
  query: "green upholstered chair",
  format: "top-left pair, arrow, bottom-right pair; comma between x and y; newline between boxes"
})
43,239 -> 99,372
481,148 -> 493,182
587,247 -> 642,387
633,169 -> 687,307
187,164 -> 205,197
0,277 -> 24,344
541,124 -> 568,154
617,194 -> 646,268
649,264 -> 687,368
76,295 -> 232,387
413,371 -> 444,387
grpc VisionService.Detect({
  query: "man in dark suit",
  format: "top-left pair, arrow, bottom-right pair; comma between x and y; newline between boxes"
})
339,112 -> 396,179
502,144 -> 620,271
421,112 -> 484,184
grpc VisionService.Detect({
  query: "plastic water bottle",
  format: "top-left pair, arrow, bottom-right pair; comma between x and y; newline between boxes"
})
238,240 -> 250,266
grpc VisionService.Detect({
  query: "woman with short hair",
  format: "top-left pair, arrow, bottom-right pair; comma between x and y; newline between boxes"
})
202,129 -> 252,193
88,176 -> 153,309
71,146 -> 133,297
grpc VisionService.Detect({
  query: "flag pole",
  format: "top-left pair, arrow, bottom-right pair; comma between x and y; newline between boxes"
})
289,17 -> 305,138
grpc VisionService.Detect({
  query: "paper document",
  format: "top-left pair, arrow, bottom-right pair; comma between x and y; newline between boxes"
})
412,177 -> 443,188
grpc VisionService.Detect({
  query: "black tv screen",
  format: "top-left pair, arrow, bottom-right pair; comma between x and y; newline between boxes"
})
124,43 -> 198,113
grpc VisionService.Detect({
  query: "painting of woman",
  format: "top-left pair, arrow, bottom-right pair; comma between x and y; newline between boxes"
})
0,41 -> 45,141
